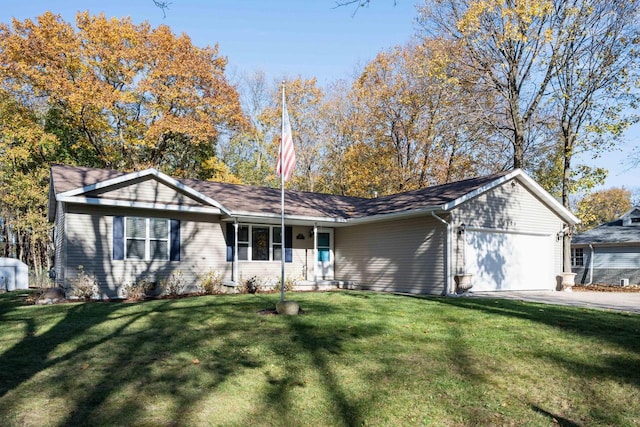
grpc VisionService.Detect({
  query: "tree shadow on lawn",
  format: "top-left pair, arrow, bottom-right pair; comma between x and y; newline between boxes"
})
432,296 -> 640,424
0,294 -> 271,426
246,294 -> 390,427
431,296 -> 640,356
0,292 -> 392,426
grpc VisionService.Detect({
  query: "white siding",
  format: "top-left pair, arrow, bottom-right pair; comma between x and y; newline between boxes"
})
451,178 -> 565,289
335,216 -> 446,295
87,176 -> 203,207
63,205 -> 313,297
64,204 -> 228,297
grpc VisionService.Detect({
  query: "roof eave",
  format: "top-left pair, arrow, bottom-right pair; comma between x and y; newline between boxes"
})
224,210 -> 348,225
57,196 -> 223,215
346,205 -> 445,225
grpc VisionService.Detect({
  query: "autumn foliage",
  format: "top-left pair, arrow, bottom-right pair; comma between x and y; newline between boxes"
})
0,12 -> 246,271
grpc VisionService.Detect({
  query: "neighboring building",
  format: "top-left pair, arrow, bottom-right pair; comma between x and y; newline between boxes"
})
48,164 -> 579,298
0,257 -> 29,291
572,207 -> 640,286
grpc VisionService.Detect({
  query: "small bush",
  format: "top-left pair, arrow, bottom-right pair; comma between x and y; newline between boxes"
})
240,276 -> 262,294
69,266 -> 99,301
161,270 -> 186,296
123,279 -> 156,300
274,276 -> 296,293
199,270 -> 224,294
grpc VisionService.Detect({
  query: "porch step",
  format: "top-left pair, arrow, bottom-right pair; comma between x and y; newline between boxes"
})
294,280 -> 357,291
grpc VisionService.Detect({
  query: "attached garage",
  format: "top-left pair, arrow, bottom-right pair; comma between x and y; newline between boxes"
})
464,229 -> 555,291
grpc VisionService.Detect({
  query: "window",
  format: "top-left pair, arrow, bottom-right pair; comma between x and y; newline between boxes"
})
236,225 -> 282,261
125,217 -> 169,260
571,248 -> 584,267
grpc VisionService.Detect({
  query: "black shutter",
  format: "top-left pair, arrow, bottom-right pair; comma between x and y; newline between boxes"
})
113,216 -> 124,260
226,223 -> 235,262
285,226 -> 293,263
170,219 -> 180,261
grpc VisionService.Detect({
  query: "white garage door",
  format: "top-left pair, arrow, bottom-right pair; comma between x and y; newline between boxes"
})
465,230 -> 554,291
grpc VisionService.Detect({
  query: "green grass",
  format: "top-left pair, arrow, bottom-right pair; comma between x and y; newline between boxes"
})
0,290 -> 639,426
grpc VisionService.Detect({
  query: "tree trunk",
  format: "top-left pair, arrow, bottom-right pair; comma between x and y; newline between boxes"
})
562,134 -> 574,273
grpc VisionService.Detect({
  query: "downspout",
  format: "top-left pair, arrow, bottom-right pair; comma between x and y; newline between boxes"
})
431,212 -> 452,296
587,244 -> 594,285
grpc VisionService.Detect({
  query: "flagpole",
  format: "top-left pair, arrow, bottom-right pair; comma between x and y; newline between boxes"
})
280,82 -> 286,303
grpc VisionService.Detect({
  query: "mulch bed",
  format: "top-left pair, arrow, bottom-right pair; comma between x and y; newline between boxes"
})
573,284 -> 640,293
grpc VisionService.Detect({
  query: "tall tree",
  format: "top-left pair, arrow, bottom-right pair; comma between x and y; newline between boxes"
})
220,70 -> 273,185
258,77 -> 325,192
343,40 -> 493,197
547,0 -> 639,270
553,0 -> 639,199
419,0 -> 640,273
418,0 -> 562,170
0,11 -> 247,178
0,12 -> 246,271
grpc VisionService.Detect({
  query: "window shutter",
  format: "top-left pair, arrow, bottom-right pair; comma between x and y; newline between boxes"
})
170,219 -> 180,261
285,226 -> 293,263
113,216 -> 124,260
226,223 -> 235,262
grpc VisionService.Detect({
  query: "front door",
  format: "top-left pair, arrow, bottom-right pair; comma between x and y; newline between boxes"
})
316,231 -> 334,280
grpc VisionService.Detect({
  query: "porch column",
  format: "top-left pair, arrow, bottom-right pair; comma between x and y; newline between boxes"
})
233,221 -> 239,283
313,223 -> 318,282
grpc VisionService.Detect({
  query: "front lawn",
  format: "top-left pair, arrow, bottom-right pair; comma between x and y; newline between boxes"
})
0,290 -> 638,426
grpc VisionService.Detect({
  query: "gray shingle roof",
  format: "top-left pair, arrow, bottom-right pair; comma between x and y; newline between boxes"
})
50,164 -> 511,219
51,164 -> 128,194
573,219 -> 640,245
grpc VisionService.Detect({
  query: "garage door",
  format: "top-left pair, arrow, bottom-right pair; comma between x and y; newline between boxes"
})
465,230 -> 554,291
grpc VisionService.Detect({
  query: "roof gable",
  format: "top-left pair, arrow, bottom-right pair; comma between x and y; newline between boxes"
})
51,164 -> 228,215
621,207 -> 640,226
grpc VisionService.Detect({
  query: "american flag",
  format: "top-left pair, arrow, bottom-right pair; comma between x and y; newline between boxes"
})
276,98 -> 295,181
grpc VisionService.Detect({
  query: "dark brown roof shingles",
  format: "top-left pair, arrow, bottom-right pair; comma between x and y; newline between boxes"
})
51,164 -> 509,219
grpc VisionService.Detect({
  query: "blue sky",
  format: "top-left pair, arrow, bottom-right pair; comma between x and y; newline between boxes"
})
2,0 -> 638,193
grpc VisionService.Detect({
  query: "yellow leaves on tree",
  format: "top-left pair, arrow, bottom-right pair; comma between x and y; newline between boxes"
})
575,188 -> 632,232
345,40 -> 482,197
457,0 -> 553,43
0,11 -> 247,179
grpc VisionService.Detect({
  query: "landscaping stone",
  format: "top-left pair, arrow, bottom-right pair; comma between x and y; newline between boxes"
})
276,300 -> 300,315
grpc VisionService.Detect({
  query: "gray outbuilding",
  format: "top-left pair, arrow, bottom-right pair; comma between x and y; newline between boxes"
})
0,258 -> 29,291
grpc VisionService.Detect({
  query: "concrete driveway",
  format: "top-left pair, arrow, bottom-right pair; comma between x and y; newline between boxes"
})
468,290 -> 640,314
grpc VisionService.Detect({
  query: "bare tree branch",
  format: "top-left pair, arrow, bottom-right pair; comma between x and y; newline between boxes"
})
334,1 -> 397,17
153,0 -> 171,18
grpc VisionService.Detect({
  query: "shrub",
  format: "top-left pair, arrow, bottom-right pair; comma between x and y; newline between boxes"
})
69,266 -> 99,301
240,276 -> 262,294
274,276 -> 296,293
123,279 -> 156,300
199,270 -> 224,294
161,270 -> 186,296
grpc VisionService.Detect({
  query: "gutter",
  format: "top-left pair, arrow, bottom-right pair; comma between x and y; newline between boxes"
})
431,212 -> 453,296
